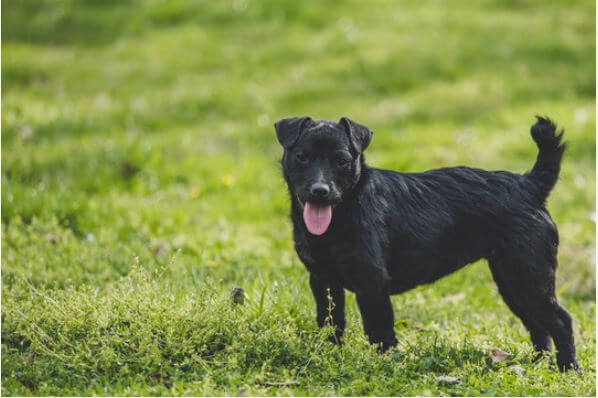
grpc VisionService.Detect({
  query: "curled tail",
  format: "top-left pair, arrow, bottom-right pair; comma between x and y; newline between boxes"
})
528,116 -> 566,203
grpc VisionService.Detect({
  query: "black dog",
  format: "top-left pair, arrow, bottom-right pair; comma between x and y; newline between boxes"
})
275,116 -> 577,371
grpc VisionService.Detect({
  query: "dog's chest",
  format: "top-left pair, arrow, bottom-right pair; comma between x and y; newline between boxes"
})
295,233 -> 367,290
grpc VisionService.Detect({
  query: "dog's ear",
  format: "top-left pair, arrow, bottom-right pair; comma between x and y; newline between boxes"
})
339,117 -> 373,153
274,117 -> 312,149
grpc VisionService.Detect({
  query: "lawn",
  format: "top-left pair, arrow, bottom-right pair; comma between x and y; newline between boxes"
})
1,0 -> 596,395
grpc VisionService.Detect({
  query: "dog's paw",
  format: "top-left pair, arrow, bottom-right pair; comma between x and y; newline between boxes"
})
369,331 -> 398,353
558,360 -> 580,373
327,332 -> 343,345
380,337 -> 398,353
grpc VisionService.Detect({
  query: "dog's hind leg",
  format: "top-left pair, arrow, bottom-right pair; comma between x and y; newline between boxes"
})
488,260 -> 552,356
535,299 -> 578,371
489,241 -> 578,371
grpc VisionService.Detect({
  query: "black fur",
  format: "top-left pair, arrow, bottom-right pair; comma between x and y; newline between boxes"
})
275,116 -> 578,371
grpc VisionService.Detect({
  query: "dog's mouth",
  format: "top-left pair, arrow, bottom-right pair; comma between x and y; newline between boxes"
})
298,199 -> 332,236
303,202 -> 332,236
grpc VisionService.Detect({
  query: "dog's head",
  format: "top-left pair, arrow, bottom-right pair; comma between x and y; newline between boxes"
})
275,116 -> 372,236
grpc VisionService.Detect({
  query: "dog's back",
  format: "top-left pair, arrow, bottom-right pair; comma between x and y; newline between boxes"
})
363,117 -> 565,290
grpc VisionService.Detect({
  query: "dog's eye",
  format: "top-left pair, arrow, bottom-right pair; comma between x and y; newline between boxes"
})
296,152 -> 308,163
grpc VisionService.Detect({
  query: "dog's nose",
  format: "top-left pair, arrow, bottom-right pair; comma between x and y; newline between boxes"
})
310,182 -> 330,197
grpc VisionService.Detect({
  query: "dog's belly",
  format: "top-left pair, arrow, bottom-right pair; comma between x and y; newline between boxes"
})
388,249 -> 485,294
386,222 -> 493,294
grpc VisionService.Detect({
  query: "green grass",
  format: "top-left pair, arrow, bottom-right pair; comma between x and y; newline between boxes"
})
1,0 -> 595,395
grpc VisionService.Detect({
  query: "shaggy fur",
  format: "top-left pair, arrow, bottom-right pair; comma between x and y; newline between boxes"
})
275,116 -> 578,371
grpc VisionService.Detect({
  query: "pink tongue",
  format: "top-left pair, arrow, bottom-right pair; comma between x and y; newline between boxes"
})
303,202 -> 332,235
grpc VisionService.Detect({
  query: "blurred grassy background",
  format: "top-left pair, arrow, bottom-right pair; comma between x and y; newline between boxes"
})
2,0 -> 595,395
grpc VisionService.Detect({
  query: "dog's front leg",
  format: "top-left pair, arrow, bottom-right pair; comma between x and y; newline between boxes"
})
309,273 -> 346,344
356,291 -> 397,351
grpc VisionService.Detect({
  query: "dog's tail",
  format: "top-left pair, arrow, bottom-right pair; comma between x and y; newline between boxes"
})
527,116 -> 566,204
